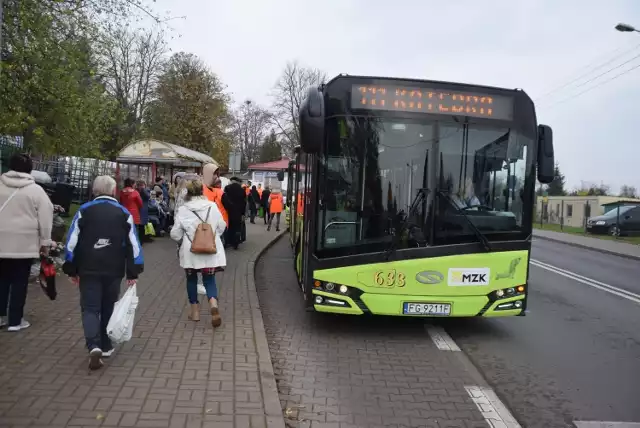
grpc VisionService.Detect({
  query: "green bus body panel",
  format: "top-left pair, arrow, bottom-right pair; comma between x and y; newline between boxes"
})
311,250 -> 529,317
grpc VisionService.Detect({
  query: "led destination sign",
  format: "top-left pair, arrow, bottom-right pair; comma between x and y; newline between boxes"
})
351,84 -> 514,120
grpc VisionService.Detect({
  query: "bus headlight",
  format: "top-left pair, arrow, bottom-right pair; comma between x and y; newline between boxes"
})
339,285 -> 348,294
325,282 -> 335,291
315,296 -> 323,304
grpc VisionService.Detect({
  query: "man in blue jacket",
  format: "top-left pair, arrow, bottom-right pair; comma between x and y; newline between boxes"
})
63,176 -> 144,370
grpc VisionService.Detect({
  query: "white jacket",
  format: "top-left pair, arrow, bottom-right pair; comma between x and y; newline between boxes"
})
170,197 -> 227,269
0,171 -> 54,258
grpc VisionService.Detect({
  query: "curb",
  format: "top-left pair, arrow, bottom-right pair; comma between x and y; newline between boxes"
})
533,234 -> 640,261
246,229 -> 287,428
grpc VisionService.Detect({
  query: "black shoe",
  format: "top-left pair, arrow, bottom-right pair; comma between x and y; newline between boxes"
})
276,228 -> 280,232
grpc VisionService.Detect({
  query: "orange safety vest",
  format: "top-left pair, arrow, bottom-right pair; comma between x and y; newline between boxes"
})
202,185 -> 228,225
296,192 -> 304,215
269,193 -> 284,213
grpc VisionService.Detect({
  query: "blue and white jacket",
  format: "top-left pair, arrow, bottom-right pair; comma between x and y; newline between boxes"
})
63,196 -> 144,280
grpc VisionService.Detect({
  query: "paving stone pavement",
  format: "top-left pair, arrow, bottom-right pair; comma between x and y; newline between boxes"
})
0,221 -> 285,428
255,235 -> 494,428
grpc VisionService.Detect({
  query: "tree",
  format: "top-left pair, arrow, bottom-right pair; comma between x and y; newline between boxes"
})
231,100 -> 270,168
270,61 -> 326,154
546,163 -> 566,196
0,0 -> 118,157
96,26 -> 168,158
619,185 -> 637,198
259,130 -> 282,163
570,181 -> 610,196
142,52 -> 232,165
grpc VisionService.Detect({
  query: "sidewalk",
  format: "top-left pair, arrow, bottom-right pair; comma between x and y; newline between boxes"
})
533,228 -> 640,260
0,222 -> 285,428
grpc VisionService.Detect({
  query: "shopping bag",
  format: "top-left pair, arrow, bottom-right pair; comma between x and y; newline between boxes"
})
144,222 -> 156,236
38,256 -> 57,300
197,273 -> 206,295
106,285 -> 139,344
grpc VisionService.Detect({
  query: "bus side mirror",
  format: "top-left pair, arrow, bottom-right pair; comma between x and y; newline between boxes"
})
299,87 -> 324,154
537,124 -> 554,184
277,171 -> 284,181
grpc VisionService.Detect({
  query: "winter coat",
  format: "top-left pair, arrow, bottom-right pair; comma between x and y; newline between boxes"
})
223,182 -> 246,221
0,171 -> 54,258
63,196 -> 144,280
170,197 -> 227,269
119,187 -> 143,224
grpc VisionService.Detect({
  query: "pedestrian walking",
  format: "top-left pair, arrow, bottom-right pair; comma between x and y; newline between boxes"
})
119,178 -> 143,238
222,177 -> 246,249
0,153 -> 53,331
63,176 -> 144,370
261,185 -> 271,225
136,180 -> 152,243
170,178 -> 226,327
267,187 -> 284,232
249,185 -> 260,224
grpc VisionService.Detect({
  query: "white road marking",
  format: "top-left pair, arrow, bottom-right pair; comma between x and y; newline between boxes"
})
574,422 -> 640,428
530,259 -> 640,304
426,326 -> 460,351
465,385 -> 522,428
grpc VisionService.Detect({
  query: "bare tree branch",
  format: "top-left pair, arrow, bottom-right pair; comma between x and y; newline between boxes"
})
270,60 -> 326,155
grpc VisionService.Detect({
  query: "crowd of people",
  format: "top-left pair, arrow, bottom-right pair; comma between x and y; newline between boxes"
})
0,153 -> 286,370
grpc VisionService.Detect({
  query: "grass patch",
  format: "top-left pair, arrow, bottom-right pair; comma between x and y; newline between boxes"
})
534,222 -> 640,245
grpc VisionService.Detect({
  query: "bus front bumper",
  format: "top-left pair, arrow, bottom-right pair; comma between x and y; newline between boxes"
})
311,289 -> 525,317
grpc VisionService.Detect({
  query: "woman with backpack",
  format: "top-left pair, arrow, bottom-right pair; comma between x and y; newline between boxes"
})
170,178 -> 227,328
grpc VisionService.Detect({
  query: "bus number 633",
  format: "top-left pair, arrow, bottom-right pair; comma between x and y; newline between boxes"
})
374,270 -> 406,287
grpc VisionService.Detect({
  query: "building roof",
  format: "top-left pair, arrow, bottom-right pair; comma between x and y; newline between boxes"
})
117,139 -> 216,167
248,158 -> 291,171
601,199 -> 640,206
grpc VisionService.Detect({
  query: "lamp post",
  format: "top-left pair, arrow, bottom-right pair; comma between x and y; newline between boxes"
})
615,23 -> 639,33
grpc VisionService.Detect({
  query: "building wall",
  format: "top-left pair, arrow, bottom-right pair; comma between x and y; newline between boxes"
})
249,170 -> 309,195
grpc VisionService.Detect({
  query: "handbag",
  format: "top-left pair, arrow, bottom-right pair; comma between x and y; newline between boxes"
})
184,206 -> 217,254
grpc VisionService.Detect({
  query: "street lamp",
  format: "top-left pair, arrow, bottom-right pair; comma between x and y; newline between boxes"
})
615,23 -> 639,33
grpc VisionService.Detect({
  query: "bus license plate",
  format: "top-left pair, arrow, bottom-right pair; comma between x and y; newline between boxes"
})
403,303 -> 451,316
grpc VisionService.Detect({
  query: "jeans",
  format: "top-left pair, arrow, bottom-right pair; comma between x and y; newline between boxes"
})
79,276 -> 121,351
185,270 -> 218,304
268,212 -> 281,230
0,258 -> 32,326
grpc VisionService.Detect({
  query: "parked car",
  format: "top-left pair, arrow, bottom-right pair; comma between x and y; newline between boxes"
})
586,205 -> 640,236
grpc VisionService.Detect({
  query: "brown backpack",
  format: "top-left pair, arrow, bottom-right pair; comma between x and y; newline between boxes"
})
185,207 -> 217,254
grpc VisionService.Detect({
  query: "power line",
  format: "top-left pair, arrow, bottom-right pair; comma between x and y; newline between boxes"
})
543,61 -> 640,111
535,41 -> 640,102
538,51 -> 640,107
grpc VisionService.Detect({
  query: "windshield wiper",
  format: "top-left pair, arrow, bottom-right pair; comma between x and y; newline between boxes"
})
384,187 -> 429,261
436,190 -> 492,252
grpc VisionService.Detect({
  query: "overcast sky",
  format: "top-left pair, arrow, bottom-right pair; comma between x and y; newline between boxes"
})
151,0 -> 640,193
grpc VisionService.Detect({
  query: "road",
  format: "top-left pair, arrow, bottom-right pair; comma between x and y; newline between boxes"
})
445,238 -> 640,427
256,235 -> 640,428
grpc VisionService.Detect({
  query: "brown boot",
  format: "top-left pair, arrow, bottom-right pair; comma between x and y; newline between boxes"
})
210,299 -> 221,328
188,303 -> 200,321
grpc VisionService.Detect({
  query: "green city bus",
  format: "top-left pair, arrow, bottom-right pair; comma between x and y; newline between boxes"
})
285,74 -> 554,317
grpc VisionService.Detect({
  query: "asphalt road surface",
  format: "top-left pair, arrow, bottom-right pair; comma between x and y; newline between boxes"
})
445,237 -> 640,427
256,234 -> 640,428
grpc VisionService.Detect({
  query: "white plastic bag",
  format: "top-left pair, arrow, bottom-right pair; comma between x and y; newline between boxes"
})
107,285 -> 139,344
197,273 -> 206,295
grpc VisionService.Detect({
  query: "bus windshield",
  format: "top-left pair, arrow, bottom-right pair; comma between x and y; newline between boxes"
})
316,116 -> 533,254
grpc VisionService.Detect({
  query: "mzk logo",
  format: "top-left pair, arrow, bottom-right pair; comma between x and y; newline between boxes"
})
448,268 -> 491,286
